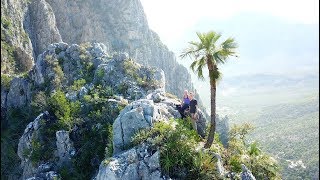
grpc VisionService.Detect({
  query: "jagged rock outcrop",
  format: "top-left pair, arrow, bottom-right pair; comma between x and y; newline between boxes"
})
113,91 -> 207,154
24,0 -> 62,57
95,53 -> 165,100
55,130 -> 75,166
95,144 -> 164,180
241,164 -> 256,180
12,41 -> 208,179
44,0 -> 195,98
6,77 -> 32,108
1,0 -> 200,102
17,111 -> 78,180
17,111 -> 57,179
28,41 -> 165,102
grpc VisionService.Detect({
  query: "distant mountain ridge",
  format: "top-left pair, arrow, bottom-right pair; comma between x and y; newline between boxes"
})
219,73 -> 319,89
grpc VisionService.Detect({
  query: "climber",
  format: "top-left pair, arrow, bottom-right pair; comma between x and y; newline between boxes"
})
189,92 -> 198,132
176,90 -> 190,118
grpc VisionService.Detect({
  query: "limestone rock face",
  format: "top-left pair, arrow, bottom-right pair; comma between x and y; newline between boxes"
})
17,112 -> 51,179
112,96 -> 182,154
113,99 -> 156,154
94,144 -> 163,180
6,77 -> 32,108
113,89 -> 207,154
241,164 -> 256,180
36,0 -> 197,99
24,0 -> 62,57
29,42 -> 164,101
95,54 -> 164,100
1,0 -> 34,74
55,130 -> 75,166
2,0 -> 207,117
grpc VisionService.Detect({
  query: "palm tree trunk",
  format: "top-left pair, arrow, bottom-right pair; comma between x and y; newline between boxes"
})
204,65 -> 216,148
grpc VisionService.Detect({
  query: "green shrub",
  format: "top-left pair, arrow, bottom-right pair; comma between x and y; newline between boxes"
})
95,68 -> 105,85
1,74 -> 13,90
53,65 -> 64,88
1,106 -> 35,179
117,82 -> 128,95
71,123 -> 113,179
30,91 -> 48,115
132,119 -> 219,179
1,16 -> 12,29
1,40 -> 16,73
123,59 -> 139,79
227,123 -> 281,179
71,78 -> 86,91
29,139 -> 42,166
48,90 -> 72,130
105,124 -> 114,158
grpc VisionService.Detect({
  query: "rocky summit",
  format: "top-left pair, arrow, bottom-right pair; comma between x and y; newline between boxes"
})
1,0 -> 200,101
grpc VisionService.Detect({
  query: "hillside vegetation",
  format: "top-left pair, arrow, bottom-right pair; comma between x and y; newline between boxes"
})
208,74 -> 319,179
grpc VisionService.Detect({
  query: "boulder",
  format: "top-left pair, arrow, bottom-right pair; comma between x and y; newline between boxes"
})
17,112 -> 52,179
94,145 -> 164,180
6,77 -> 31,108
113,107 -> 151,154
55,130 -> 75,166
241,164 -> 256,180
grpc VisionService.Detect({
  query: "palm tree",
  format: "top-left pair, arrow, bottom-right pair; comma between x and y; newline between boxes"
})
180,31 -> 238,148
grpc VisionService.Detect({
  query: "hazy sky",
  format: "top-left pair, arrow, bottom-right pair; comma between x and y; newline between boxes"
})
140,0 -> 319,78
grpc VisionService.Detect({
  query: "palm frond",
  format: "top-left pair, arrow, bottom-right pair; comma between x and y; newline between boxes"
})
222,37 -> 238,50
196,63 -> 205,80
208,31 -> 221,49
190,60 -> 198,72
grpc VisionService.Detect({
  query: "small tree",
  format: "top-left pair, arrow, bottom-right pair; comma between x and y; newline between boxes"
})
180,31 -> 238,148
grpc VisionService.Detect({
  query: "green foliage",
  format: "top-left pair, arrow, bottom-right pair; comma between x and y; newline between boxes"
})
30,91 -> 48,115
132,120 -> 281,179
70,123 -> 113,179
132,119 -> 220,179
48,90 -> 72,130
1,40 -> 16,74
229,123 -> 254,145
123,59 -> 139,78
1,107 -> 34,179
1,16 -> 12,29
105,125 -> 114,158
117,82 -> 128,95
29,139 -> 42,166
71,78 -> 86,91
227,123 -> 281,179
95,68 -> 105,85
53,65 -> 64,88
83,85 -> 125,124
1,74 -> 13,90
84,62 -> 94,80
75,43 -> 95,83
43,55 -> 65,89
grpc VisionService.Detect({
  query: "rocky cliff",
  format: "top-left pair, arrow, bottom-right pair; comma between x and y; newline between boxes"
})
12,42 -> 208,179
1,0 -> 197,101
